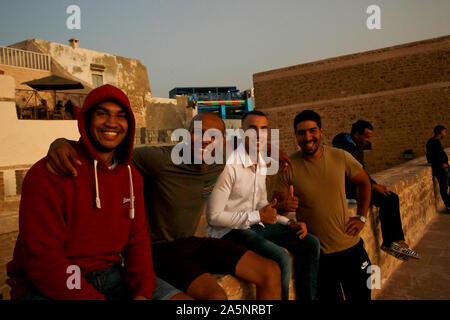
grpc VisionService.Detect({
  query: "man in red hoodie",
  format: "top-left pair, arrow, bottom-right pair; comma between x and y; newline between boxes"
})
7,84 -> 157,300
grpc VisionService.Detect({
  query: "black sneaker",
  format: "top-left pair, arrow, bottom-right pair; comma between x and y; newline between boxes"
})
390,242 -> 420,259
381,245 -> 409,261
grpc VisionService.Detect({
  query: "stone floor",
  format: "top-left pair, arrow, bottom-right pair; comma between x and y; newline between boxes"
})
376,210 -> 450,300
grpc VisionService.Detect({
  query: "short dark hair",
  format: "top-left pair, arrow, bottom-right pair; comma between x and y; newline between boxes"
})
241,110 -> 267,123
434,125 -> 446,136
293,110 -> 321,131
351,120 -> 373,135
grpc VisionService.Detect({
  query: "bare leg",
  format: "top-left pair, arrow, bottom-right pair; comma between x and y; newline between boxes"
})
235,250 -> 281,300
186,273 -> 228,300
169,292 -> 195,300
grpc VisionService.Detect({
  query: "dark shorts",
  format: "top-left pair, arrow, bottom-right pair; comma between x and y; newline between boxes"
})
151,236 -> 248,292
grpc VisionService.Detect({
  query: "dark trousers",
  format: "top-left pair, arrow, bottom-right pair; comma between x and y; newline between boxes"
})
433,167 -> 450,207
371,191 -> 405,246
317,239 -> 371,301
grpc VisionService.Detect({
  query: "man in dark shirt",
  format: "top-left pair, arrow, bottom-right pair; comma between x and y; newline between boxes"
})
333,120 -> 420,261
426,125 -> 449,212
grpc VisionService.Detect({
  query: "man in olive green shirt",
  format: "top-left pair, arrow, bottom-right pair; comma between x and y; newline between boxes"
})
274,110 -> 372,301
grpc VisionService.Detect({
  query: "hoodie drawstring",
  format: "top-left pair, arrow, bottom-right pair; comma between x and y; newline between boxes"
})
127,165 -> 135,219
94,159 -> 101,209
92,160 -> 135,219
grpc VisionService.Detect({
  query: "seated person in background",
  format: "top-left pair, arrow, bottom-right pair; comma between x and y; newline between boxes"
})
44,112 -> 284,300
206,110 -> 320,300
426,125 -> 449,213
37,99 -> 49,119
332,120 -> 420,260
7,84 -> 157,300
55,100 -> 64,111
64,99 -> 74,119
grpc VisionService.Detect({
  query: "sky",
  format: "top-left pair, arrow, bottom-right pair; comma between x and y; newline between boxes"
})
1,0 -> 449,97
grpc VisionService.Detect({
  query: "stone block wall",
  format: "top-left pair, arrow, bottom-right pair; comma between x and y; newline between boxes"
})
253,35 -> 450,174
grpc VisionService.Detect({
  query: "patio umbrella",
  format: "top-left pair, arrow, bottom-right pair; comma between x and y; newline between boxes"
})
22,75 -> 84,91
22,75 -> 85,119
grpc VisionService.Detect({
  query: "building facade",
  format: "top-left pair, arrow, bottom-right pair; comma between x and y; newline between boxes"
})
253,35 -> 450,173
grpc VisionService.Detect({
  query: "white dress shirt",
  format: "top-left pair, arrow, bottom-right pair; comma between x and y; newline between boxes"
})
206,145 -> 290,239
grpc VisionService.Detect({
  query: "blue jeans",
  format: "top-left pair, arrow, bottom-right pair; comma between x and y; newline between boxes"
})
223,223 -> 320,300
18,265 -> 131,300
17,266 -> 180,300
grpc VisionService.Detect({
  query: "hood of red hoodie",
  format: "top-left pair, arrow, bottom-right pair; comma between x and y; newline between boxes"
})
78,84 -> 135,166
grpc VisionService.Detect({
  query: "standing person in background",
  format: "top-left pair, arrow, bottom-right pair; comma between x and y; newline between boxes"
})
426,125 -> 450,213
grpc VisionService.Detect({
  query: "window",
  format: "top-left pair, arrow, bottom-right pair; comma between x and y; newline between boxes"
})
92,74 -> 103,88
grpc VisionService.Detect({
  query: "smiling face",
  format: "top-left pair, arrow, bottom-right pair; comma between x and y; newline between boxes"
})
88,101 -> 129,155
295,120 -> 323,156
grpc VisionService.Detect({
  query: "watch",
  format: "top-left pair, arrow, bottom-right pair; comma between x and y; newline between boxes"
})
355,215 -> 366,224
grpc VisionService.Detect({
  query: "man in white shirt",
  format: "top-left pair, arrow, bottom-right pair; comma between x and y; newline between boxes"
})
206,110 -> 320,300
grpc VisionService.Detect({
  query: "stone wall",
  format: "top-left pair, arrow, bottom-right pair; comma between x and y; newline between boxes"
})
143,95 -> 195,145
253,35 -> 450,174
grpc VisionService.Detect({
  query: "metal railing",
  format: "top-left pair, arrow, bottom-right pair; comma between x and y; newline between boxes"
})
0,46 -> 51,71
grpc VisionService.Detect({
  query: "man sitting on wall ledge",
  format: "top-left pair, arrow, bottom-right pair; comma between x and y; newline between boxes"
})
333,120 -> 420,261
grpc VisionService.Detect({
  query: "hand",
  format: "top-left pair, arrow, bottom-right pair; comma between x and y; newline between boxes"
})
289,221 -> 308,239
259,198 -> 278,225
372,184 -> 390,195
344,217 -> 365,237
45,138 -> 81,176
134,296 -> 148,300
443,163 -> 449,169
266,143 -> 292,171
284,185 -> 299,212
278,150 -> 292,171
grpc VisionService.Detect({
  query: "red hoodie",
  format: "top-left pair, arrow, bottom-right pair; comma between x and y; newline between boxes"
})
7,84 -> 156,300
